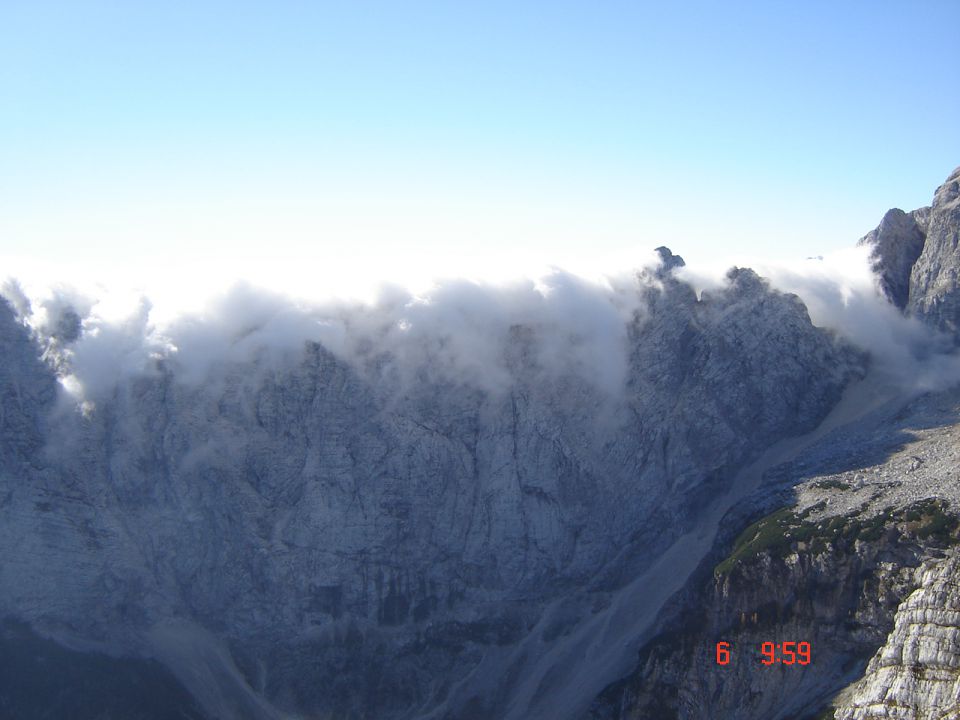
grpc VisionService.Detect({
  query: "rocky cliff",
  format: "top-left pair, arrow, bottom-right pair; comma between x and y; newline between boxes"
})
833,552 -> 960,720
590,384 -> 960,720
862,166 -> 960,340
0,252 -> 861,719
594,166 -> 960,720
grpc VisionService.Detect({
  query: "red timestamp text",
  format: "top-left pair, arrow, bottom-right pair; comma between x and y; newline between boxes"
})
715,641 -> 811,665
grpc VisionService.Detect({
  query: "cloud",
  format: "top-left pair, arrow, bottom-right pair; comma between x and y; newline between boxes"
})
679,244 -> 960,390
342,268 -> 651,396
3,243 -> 958,408
1,253 -> 658,405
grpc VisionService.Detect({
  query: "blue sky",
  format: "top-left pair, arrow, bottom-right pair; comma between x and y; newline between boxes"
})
2,0 -> 959,297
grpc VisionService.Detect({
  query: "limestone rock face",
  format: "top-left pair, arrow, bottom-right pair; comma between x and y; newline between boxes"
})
590,541 -> 925,720
859,209 -> 927,310
589,384 -> 960,720
0,299 -> 57,467
0,263 -> 861,720
834,553 -> 960,720
908,167 -> 960,340
3,168 -> 959,720
861,166 -> 960,341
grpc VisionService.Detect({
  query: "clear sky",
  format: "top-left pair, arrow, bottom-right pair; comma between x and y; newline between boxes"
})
2,0 -> 959,299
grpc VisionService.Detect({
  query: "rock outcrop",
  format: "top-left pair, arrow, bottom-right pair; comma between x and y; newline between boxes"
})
908,167 -> 960,341
861,166 -> 960,341
859,209 -> 927,311
834,553 -> 960,720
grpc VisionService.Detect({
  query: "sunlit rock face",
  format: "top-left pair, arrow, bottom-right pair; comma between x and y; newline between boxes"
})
859,208 -> 927,311
0,256 -> 861,719
834,553 -> 960,720
909,167 -> 960,341
862,165 -> 960,341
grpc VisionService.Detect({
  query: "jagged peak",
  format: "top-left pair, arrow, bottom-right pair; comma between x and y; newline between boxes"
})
857,166 -> 959,325
933,165 -> 960,210
724,266 -> 768,296
654,246 -> 685,274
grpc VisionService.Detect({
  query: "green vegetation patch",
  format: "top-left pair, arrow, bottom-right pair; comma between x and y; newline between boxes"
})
715,508 -> 802,576
715,499 -> 959,576
910,498 -> 959,541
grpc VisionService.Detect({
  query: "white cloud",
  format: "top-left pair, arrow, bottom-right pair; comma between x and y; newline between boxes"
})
679,244 -> 960,390
3,243 -> 957,408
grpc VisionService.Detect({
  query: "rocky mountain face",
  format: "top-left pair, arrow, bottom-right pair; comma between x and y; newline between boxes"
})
2,167 -> 959,720
590,385 -> 960,720
862,166 -> 960,339
0,253 -> 861,719
595,166 -> 960,720
859,208 -> 927,311
834,552 -> 960,720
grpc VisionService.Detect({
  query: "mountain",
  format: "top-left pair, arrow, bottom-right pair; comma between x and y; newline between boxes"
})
862,166 -> 960,339
0,167 -> 958,720
593,166 -> 960,720
590,385 -> 960,720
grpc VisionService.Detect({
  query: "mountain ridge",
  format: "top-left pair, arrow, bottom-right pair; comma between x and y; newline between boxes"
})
1,167 -> 959,719
595,166 -> 960,720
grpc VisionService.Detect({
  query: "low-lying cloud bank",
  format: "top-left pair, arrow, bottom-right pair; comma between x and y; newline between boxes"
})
3,243 -> 958,408
680,244 -> 960,390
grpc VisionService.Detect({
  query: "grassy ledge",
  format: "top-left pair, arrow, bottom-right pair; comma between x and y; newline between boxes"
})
715,499 -> 959,576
